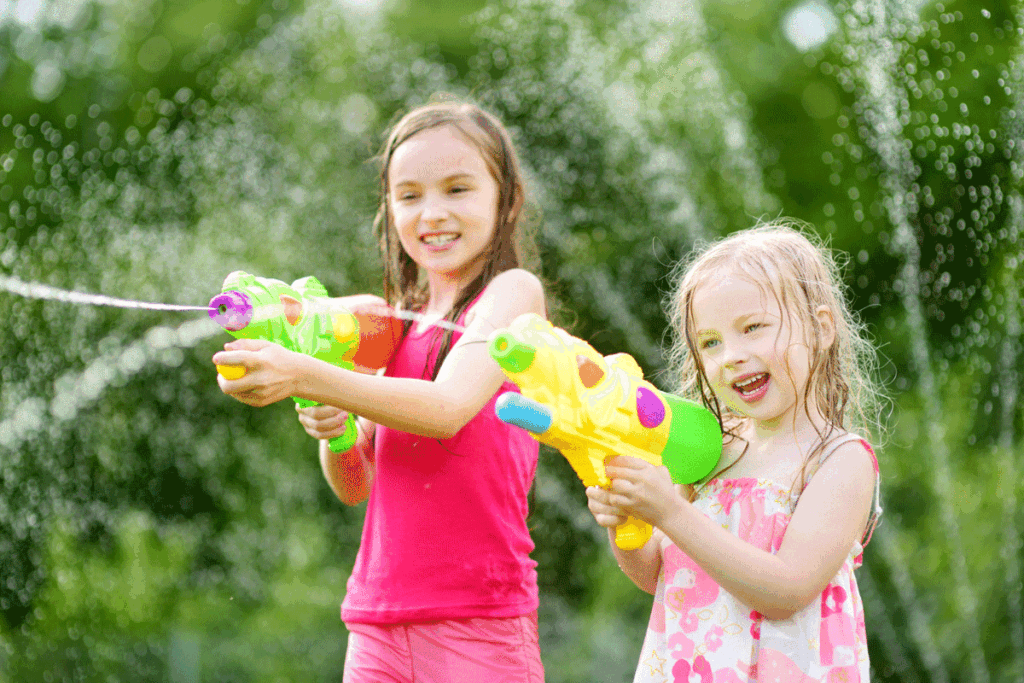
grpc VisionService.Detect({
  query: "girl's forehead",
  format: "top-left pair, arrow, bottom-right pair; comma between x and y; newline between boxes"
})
389,125 -> 488,181
691,271 -> 783,321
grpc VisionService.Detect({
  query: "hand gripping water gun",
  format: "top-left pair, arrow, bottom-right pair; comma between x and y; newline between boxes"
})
488,313 -> 722,550
208,271 -> 402,453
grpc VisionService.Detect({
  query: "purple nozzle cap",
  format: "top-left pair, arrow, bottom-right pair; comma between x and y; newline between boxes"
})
209,290 -> 253,331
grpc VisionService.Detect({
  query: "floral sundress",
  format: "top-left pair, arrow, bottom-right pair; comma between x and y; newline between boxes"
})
633,437 -> 880,683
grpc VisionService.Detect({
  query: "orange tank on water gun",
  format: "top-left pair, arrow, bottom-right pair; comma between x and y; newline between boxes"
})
488,313 -> 722,550
208,271 -> 402,453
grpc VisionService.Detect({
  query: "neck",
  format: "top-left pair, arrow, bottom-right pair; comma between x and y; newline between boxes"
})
423,262 -> 486,316
750,404 -> 832,449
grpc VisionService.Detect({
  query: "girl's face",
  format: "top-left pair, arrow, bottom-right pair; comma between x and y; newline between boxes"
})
691,272 -> 821,429
387,125 -> 500,286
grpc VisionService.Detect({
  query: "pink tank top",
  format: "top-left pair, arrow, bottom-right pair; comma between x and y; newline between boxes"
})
341,301 -> 540,624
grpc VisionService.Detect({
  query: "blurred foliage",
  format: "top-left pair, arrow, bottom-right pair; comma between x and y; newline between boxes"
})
1,0 -> 1023,681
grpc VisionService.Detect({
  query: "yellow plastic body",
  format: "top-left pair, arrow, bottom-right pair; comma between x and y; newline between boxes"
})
489,313 -> 720,550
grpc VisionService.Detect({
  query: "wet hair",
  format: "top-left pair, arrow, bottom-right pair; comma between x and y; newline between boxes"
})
664,221 -> 886,494
372,97 -> 538,379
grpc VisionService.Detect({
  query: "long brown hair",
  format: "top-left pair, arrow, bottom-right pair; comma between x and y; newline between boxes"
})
372,98 -> 536,378
664,222 -> 886,495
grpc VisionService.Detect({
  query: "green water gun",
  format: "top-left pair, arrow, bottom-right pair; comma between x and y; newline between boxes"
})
208,271 -> 401,453
488,313 -> 723,550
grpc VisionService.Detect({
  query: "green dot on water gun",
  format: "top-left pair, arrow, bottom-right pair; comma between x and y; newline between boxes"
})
659,393 -> 722,485
489,333 -> 537,373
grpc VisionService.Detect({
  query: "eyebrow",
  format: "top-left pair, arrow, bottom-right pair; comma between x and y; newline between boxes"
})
694,311 -> 773,336
392,172 -> 477,187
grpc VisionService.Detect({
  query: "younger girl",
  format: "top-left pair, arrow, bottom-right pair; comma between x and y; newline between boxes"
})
213,100 -> 546,682
587,224 -> 884,682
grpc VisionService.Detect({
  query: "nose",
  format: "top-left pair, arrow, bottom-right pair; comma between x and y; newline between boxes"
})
720,339 -> 748,368
420,194 -> 450,225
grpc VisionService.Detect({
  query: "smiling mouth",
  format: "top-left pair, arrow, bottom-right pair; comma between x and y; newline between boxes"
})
421,233 -> 460,246
733,373 -> 769,397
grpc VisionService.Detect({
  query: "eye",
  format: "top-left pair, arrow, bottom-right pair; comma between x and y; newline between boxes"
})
744,322 -> 764,333
397,191 -> 419,201
699,338 -> 719,350
448,184 -> 470,194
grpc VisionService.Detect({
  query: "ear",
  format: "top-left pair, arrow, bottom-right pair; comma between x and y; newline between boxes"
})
815,305 -> 836,349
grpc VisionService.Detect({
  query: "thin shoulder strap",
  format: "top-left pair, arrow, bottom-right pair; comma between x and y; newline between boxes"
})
817,433 -> 883,547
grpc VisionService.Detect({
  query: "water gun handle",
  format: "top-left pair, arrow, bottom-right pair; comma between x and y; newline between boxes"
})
214,365 -> 358,452
496,392 -> 656,550
615,518 -> 653,551
294,398 -> 358,453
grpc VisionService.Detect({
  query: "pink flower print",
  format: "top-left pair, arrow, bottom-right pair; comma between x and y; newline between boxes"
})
740,510 -> 789,553
663,556 -> 719,633
715,478 -> 760,515
680,608 -> 700,633
822,584 -> 848,616
649,599 -> 667,633
757,649 -> 818,683
668,632 -> 695,661
672,654 -> 713,683
715,482 -> 737,512
749,610 -> 762,640
711,668 -> 747,683
703,625 -> 725,652
662,544 -> 689,585
826,665 -> 861,682
820,585 -> 856,666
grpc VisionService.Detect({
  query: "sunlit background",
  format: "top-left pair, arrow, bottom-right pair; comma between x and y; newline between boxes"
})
0,0 -> 1021,681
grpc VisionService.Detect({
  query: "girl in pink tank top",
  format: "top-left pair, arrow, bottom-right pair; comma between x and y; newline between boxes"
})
213,100 -> 547,682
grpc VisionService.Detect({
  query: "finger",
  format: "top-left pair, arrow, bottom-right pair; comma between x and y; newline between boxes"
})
295,403 -> 347,420
223,338 -> 272,352
213,347 -> 263,367
217,372 -> 257,394
608,477 -> 637,495
607,491 -> 637,509
593,512 -> 628,528
604,455 -> 653,470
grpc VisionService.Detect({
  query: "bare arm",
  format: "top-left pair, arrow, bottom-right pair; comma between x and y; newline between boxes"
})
214,269 -> 546,439
318,416 -> 376,505
605,443 -> 875,619
295,404 -> 376,505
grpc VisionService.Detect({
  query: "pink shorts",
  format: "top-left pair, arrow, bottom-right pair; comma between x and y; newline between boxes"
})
343,612 -> 544,683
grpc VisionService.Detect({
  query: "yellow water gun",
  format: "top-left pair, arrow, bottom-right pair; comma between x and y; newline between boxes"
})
488,313 -> 722,550
209,271 -> 402,452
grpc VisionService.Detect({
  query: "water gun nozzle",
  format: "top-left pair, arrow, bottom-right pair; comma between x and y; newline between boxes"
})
489,333 -> 537,373
208,291 -> 253,331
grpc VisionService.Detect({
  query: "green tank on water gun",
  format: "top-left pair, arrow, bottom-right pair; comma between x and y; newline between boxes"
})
208,271 -> 402,453
488,313 -> 722,550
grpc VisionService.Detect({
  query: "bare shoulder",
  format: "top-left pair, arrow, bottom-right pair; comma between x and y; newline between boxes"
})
811,434 -> 876,492
468,269 -> 546,325
486,268 -> 544,301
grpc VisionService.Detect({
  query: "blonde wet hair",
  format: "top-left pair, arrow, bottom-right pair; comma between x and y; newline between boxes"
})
664,221 -> 886,490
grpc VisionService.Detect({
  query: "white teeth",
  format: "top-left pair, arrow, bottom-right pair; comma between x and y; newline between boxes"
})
422,233 -> 459,245
735,374 -> 765,388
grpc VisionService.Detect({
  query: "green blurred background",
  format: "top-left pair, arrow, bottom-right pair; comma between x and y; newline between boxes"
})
1,0 -> 1021,680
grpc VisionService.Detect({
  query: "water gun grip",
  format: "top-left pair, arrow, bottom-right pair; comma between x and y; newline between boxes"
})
294,397 -> 358,453
615,518 -> 654,551
216,365 -> 357,452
